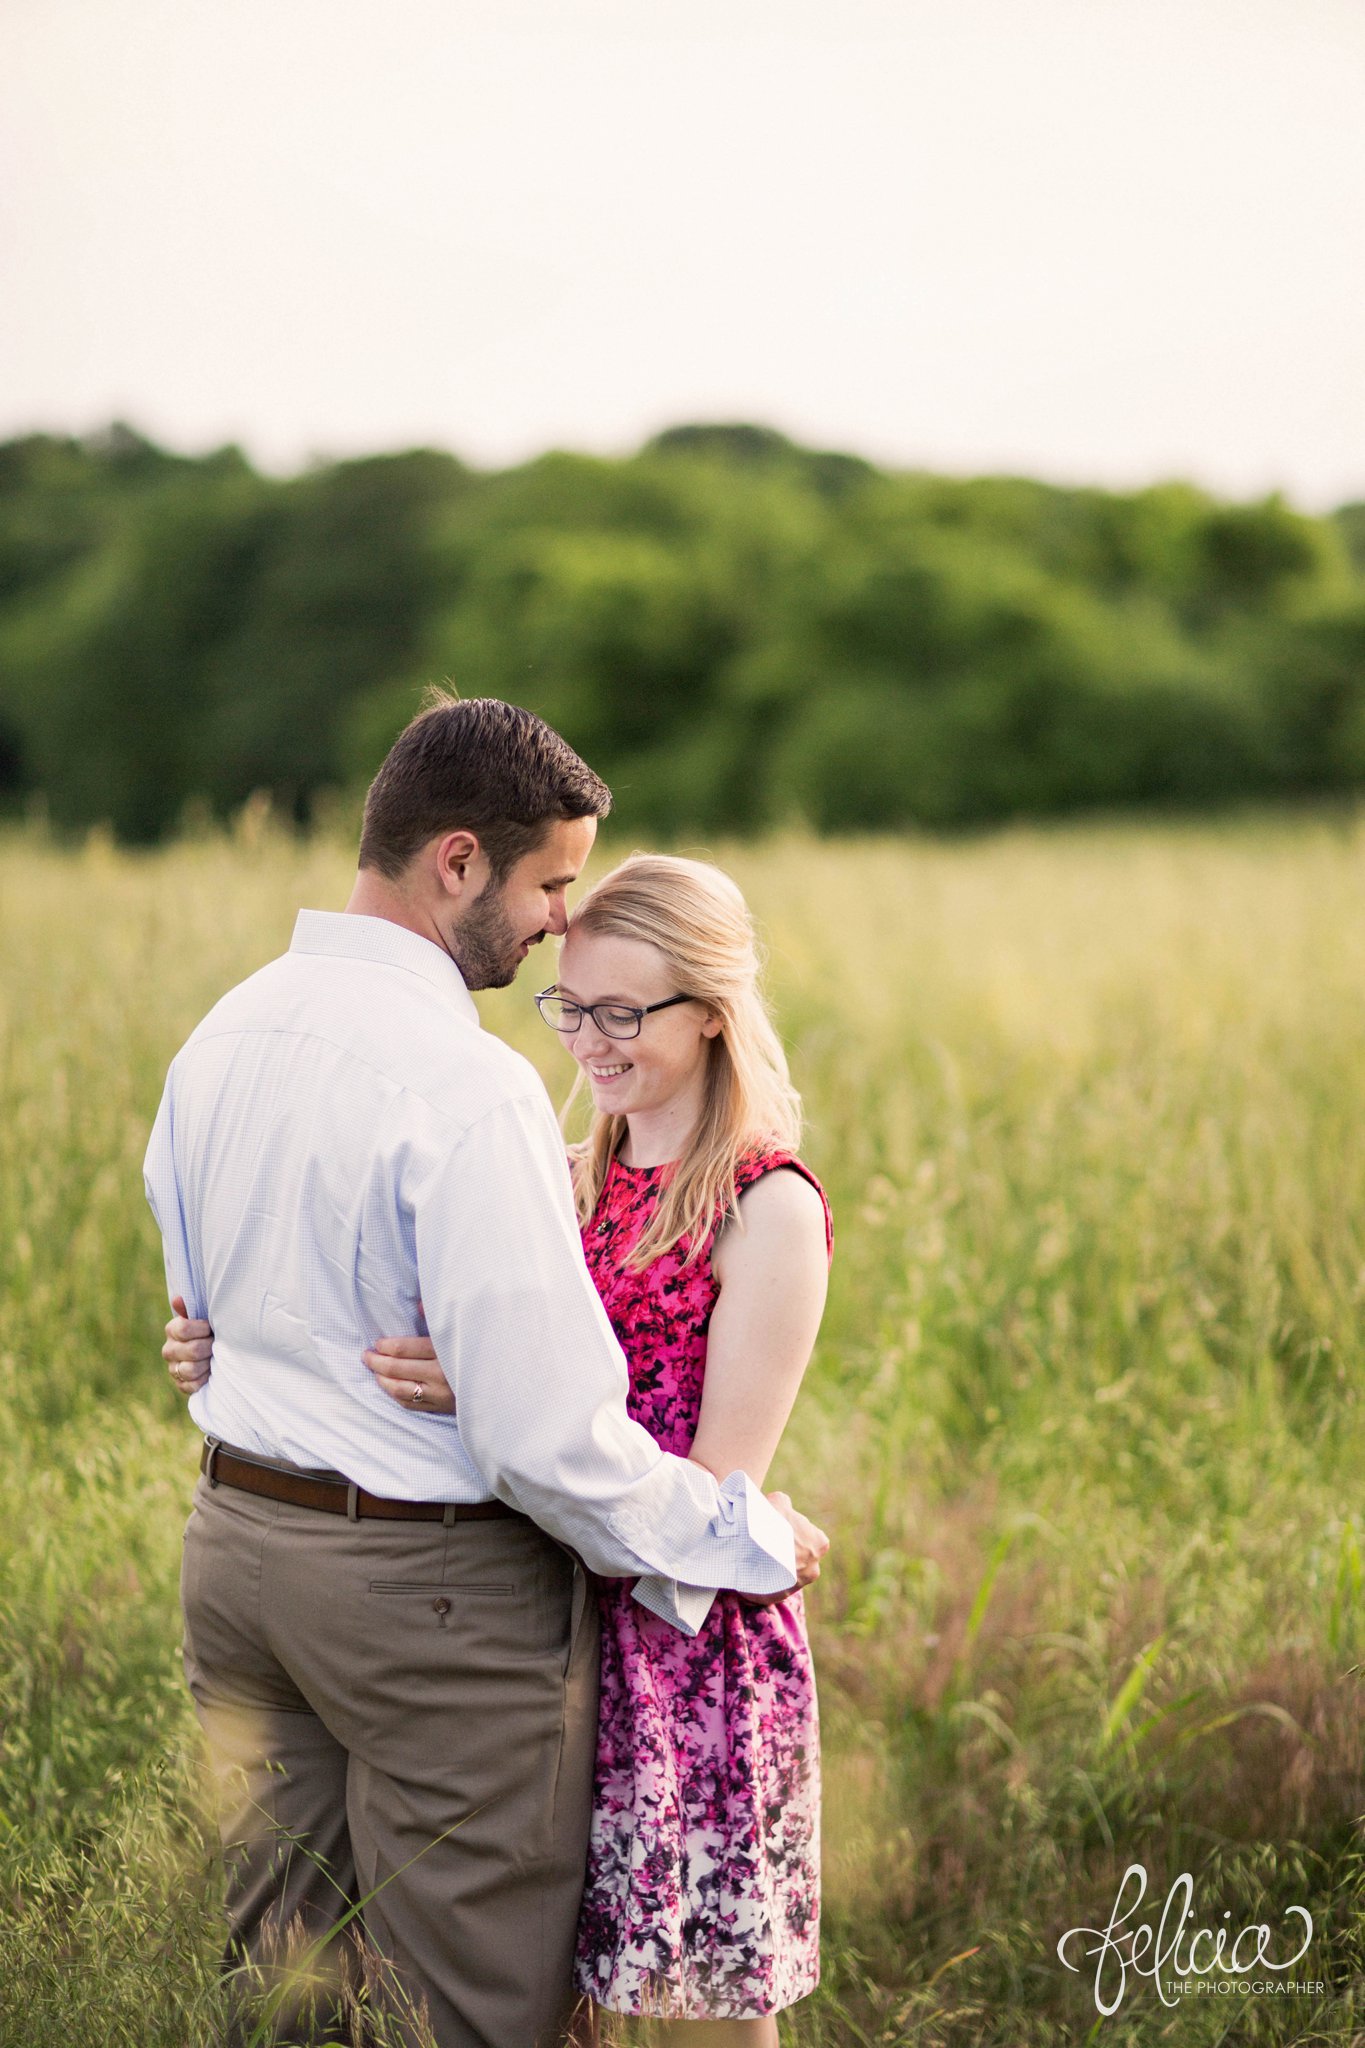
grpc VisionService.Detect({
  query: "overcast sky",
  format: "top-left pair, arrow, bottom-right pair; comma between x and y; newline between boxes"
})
4,0 -> 1363,506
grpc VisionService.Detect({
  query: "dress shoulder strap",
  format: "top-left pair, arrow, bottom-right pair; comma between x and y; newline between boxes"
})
730,1148 -> 834,1260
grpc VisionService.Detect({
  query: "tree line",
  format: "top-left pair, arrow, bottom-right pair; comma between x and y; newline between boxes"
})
2,418 -> 1364,841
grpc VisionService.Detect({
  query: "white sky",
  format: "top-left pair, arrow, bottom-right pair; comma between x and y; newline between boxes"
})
4,0 -> 1364,506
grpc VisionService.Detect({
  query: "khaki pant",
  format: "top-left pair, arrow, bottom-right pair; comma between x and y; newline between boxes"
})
181,1468 -> 600,2048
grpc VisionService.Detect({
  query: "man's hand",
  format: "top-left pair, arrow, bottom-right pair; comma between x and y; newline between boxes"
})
743,1490 -> 830,1605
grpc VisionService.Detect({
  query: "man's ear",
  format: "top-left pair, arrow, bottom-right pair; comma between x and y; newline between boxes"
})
432,830 -> 483,898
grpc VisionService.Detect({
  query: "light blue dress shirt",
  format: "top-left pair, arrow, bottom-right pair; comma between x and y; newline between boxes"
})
143,909 -> 796,1633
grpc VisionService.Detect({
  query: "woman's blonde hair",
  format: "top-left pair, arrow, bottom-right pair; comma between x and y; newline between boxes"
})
564,853 -> 802,1268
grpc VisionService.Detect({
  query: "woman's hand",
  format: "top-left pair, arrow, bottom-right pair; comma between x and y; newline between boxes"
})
362,1334 -> 455,1416
164,1295 -> 212,1397
686,1457 -> 830,1601
767,1491 -> 830,1592
737,1491 -> 829,1604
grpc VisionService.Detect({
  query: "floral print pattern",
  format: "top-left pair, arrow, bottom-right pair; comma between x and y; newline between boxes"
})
573,1149 -> 832,2020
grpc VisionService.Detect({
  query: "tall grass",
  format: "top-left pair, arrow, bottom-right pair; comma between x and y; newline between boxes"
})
4,810 -> 1365,2043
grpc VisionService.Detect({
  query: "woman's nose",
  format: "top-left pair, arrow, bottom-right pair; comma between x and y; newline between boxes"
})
572,1015 -> 611,1057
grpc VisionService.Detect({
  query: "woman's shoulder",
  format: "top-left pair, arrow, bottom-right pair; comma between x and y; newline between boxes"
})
731,1145 -> 833,1257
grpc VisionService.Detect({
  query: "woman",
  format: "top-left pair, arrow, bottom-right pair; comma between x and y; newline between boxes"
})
164,853 -> 832,2044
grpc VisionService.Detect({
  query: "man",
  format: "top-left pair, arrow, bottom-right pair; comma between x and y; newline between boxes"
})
144,695 -> 828,2048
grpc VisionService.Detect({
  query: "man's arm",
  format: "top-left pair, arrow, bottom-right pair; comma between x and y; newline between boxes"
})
411,1088 -> 803,1633
143,1065 -> 206,1320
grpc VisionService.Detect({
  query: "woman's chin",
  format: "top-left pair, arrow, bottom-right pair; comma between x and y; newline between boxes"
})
586,1076 -> 638,1115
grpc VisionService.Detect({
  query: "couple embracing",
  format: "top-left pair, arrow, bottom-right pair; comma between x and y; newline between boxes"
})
147,696 -> 833,2048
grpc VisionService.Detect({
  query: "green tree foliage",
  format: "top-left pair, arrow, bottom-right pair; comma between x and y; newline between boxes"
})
0,421 -> 1361,839
1333,501 -> 1365,576
0,433 -> 469,836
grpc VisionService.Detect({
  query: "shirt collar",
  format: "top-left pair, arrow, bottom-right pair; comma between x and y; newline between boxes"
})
289,910 -> 480,1025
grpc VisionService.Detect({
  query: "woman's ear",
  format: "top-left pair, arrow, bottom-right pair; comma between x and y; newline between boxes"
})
701,1010 -> 723,1039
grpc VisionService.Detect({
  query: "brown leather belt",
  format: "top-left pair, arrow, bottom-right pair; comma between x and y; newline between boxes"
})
201,1439 -> 518,1523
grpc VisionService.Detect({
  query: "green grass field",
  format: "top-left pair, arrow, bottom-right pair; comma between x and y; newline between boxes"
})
3,812 -> 1365,2046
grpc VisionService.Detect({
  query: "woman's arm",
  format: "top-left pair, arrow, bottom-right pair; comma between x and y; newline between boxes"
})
165,1303 -> 448,1408
688,1168 -> 830,1491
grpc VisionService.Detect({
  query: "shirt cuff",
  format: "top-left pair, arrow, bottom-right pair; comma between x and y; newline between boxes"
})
630,1574 -> 716,1636
727,1470 -> 799,1579
626,1469 -> 798,1635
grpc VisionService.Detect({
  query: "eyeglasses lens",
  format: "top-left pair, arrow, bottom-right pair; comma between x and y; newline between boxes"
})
537,997 -> 644,1038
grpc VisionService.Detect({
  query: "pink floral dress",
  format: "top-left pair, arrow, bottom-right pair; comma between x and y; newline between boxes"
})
573,1147 -> 832,2020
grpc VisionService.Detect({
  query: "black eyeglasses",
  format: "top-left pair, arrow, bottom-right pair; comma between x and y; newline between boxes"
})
534,987 -> 696,1040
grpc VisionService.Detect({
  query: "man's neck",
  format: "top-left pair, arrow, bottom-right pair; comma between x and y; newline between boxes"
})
345,871 -> 447,951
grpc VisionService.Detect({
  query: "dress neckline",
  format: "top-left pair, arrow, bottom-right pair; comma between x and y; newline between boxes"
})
609,1143 -> 797,1181
609,1153 -> 670,1179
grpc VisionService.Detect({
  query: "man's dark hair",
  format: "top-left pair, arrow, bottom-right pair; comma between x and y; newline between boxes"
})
358,693 -> 612,880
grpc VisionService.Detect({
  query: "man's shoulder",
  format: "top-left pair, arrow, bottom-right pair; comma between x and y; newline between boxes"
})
175,949 -> 549,1130
176,946 -> 339,1053
171,950 -> 295,1054
402,1010 -> 548,1128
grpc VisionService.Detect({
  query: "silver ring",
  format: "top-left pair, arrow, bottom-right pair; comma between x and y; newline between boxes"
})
411,1383 -> 424,1405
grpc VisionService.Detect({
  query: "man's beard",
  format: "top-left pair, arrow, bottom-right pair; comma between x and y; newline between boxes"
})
448,880 -> 538,991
